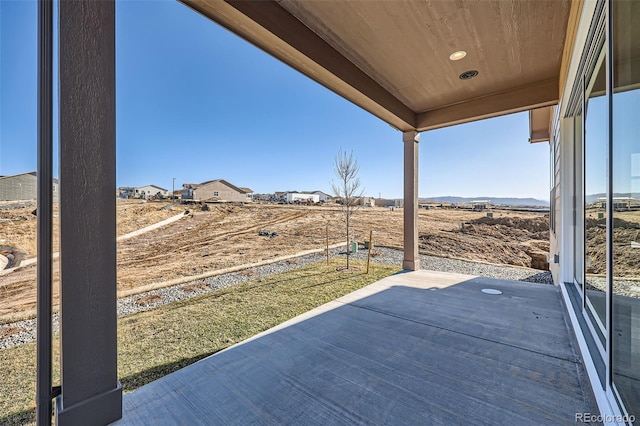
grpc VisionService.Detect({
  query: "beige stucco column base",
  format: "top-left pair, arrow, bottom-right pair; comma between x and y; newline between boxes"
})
403,259 -> 420,271
403,130 -> 420,271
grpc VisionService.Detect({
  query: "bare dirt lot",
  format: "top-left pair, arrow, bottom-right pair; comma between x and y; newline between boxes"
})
584,208 -> 640,279
0,200 -> 184,259
0,200 -> 549,323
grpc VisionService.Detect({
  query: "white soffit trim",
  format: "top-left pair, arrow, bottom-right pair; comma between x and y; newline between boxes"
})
529,106 -> 553,143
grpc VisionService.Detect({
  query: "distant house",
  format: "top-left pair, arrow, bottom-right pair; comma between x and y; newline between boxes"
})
0,171 -> 59,202
470,200 -> 491,211
286,192 -> 319,203
340,197 -> 375,207
253,193 -> 273,202
597,196 -> 631,210
136,185 -> 169,199
118,186 -> 136,198
273,191 -> 287,202
118,185 -> 169,199
376,198 -> 398,208
192,179 -> 253,202
181,184 -> 198,200
361,197 -> 375,207
238,188 -> 254,201
418,202 -> 444,210
311,190 -> 332,202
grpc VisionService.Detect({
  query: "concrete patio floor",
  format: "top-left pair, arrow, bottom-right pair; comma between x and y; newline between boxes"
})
114,269 -> 599,425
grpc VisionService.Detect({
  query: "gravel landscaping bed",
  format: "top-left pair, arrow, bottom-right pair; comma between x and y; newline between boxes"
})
585,276 -> 640,299
0,246 -> 553,350
360,247 -> 554,284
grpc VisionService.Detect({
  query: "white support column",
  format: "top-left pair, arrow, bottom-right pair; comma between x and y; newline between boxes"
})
403,131 -> 420,271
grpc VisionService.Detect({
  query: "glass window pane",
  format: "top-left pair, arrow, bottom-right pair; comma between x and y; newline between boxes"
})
612,0 -> 640,418
584,49 -> 608,339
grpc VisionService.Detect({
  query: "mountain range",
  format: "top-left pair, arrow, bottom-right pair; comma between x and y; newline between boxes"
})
419,196 -> 550,207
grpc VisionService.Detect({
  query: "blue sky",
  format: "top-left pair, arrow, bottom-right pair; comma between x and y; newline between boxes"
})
1,0 -> 550,200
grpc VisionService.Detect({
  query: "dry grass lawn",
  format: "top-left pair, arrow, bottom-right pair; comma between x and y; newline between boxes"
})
0,258 -> 400,425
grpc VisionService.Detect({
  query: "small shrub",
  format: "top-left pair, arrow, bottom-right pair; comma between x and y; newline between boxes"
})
237,269 -> 258,277
134,294 -> 162,306
181,282 -> 208,293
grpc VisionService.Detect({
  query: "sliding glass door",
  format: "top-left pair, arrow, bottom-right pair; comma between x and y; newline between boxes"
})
611,0 -> 640,417
568,1 -> 638,420
570,0 -> 640,420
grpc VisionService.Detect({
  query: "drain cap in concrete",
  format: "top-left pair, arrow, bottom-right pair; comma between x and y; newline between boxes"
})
481,289 -> 502,295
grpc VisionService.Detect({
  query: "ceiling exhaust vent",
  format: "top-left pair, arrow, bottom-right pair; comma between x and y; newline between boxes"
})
459,70 -> 479,80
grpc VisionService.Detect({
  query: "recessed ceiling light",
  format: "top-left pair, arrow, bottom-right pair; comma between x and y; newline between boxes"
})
449,50 -> 467,61
459,70 -> 479,80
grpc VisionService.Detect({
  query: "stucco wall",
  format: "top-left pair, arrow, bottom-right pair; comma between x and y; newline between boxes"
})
194,181 -> 251,202
0,174 -> 59,202
137,185 -> 168,197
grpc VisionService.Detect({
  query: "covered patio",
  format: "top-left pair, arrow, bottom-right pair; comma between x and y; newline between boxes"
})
37,0 -> 594,424
115,270 -> 598,425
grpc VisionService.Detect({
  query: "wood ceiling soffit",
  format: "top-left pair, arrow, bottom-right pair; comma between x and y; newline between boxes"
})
278,0 -> 570,113
559,0 -> 585,101
180,0 -> 416,130
278,0 -> 411,108
416,79 -> 559,131
181,0 -> 570,132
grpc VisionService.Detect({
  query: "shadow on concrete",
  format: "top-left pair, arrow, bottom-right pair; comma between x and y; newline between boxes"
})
120,352 -> 217,392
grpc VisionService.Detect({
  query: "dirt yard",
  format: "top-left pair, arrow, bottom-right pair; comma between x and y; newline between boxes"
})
584,208 -> 640,278
0,200 -> 184,260
0,200 -> 549,323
